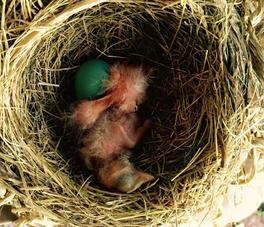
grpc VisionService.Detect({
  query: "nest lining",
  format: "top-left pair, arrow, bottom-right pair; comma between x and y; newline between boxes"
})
1,0 -> 264,226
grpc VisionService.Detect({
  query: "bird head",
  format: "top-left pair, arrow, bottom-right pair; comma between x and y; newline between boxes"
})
97,158 -> 154,193
106,63 -> 151,114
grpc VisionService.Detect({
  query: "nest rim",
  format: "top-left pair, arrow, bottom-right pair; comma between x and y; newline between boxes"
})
1,0 -> 263,226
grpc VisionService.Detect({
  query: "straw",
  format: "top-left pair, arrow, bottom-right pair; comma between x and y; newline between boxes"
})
0,0 -> 264,225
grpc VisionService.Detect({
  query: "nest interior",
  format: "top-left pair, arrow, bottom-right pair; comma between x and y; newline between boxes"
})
1,0 -> 264,226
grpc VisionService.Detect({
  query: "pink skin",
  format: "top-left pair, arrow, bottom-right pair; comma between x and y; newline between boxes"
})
80,112 -> 151,161
115,115 -> 151,149
79,111 -> 153,193
72,94 -> 114,129
72,64 -> 149,129
74,63 -> 153,192
97,158 -> 154,193
71,90 -> 144,130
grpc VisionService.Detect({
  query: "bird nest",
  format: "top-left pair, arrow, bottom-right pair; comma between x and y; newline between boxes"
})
1,0 -> 264,226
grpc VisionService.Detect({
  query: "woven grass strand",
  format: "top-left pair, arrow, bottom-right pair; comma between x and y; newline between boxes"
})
0,0 -> 264,225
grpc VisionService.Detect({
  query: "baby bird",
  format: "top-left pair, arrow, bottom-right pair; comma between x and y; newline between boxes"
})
96,157 -> 154,193
72,63 -> 151,129
79,108 -> 154,193
106,63 -> 150,114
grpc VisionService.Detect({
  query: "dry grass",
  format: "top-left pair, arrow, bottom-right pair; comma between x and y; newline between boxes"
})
1,0 -> 264,226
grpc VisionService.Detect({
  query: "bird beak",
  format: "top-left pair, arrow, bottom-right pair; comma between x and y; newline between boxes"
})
126,171 -> 155,193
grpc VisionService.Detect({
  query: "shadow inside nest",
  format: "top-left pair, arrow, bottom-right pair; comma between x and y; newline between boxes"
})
41,9 -> 220,193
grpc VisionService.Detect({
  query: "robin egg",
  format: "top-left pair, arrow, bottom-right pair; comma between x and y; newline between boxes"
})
75,59 -> 110,100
